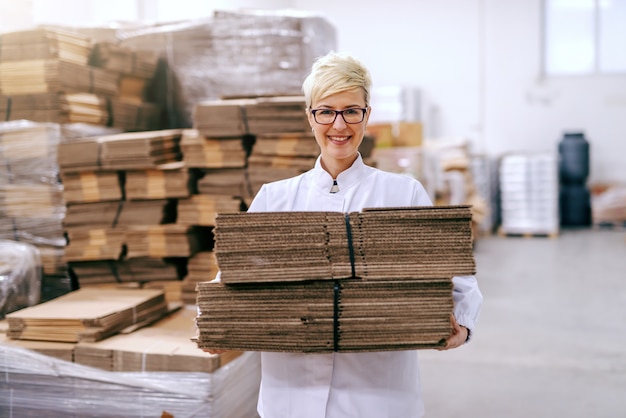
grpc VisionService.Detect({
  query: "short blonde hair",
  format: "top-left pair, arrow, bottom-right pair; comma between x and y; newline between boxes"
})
302,51 -> 372,109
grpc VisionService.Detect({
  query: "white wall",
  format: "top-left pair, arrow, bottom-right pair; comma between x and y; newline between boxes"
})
1,0 -> 624,184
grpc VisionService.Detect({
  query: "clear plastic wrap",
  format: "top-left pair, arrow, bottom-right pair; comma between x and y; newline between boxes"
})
0,345 -> 261,418
118,9 -> 337,128
0,240 -> 42,317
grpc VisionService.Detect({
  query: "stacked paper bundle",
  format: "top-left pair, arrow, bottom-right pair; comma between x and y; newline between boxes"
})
118,10 -> 335,127
60,171 -> 122,204
6,288 -> 168,343
73,306 -> 240,372
195,205 -> 475,353
196,168 -> 248,197
0,28 -> 91,65
125,163 -> 190,200
69,258 -> 181,284
0,121 -> 67,280
177,194 -> 242,226
57,129 -> 183,172
213,206 -> 475,283
247,131 -> 319,197
193,96 -> 308,137
109,99 -> 161,132
181,251 -> 218,305
124,224 -> 211,259
196,278 -> 454,353
88,41 -> 162,131
0,92 -> 110,125
181,129 -> 247,168
0,59 -> 118,97
63,228 -> 126,262
0,344 -> 261,418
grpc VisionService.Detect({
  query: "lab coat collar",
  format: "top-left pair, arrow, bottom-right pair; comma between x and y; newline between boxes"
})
313,153 -> 366,193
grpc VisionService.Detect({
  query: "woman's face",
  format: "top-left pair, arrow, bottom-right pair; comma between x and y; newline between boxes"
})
308,88 -> 370,175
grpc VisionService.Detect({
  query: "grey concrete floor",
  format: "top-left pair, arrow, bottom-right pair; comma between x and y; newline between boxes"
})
418,228 -> 626,418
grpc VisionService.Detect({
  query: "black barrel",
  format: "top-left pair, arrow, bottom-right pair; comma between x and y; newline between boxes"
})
558,132 -> 590,184
560,183 -> 591,226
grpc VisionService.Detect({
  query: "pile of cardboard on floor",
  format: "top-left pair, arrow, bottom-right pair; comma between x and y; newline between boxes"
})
73,305 -> 239,372
195,205 -> 475,353
5,287 -> 168,343
0,343 -> 261,418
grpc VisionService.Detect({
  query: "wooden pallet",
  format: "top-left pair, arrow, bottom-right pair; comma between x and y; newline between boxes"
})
497,227 -> 559,239
592,221 -> 626,230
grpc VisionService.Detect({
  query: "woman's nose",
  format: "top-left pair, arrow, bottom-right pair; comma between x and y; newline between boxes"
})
333,112 -> 348,128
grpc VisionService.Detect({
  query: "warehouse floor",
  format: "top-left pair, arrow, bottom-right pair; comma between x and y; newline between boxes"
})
419,228 -> 626,418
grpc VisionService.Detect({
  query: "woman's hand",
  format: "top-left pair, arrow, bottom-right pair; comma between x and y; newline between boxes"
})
438,314 -> 469,350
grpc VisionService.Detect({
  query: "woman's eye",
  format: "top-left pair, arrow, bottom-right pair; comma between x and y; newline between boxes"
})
318,110 -> 335,116
344,109 -> 359,116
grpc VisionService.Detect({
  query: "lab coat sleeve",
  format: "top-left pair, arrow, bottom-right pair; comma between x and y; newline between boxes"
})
451,275 -> 483,339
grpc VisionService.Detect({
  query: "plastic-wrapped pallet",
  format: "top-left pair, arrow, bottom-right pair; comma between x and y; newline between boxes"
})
498,152 -> 559,236
0,344 -> 261,418
0,240 -> 42,317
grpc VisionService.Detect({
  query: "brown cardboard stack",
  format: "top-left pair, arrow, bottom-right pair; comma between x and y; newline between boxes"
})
0,121 -> 67,280
181,251 -> 218,305
181,129 -> 247,168
195,205 -> 475,353
125,162 -> 190,200
68,258 -> 181,284
193,96 -> 308,137
57,130 -> 190,288
0,28 -> 91,65
60,171 -> 122,203
177,194 -> 242,226
73,306 -> 240,372
89,41 -> 161,131
125,224 -> 206,259
247,132 -> 319,198
213,206 -> 475,283
118,10 -> 336,128
6,288 -> 168,343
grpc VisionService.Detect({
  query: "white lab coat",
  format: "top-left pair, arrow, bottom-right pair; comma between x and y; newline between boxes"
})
247,154 -> 483,418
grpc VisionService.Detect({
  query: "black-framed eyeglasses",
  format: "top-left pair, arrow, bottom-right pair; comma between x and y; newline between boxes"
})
310,108 -> 368,125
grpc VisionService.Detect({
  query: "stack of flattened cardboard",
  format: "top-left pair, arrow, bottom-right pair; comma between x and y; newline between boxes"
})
89,41 -> 161,132
0,92 -> 110,125
125,162 -> 190,200
177,194 -> 242,226
60,171 -> 122,204
0,59 -> 118,96
74,306 -> 240,372
247,132 -> 319,197
181,129 -> 247,168
0,28 -> 91,65
63,227 -> 126,262
244,96 -> 309,134
195,205 -> 475,352
193,99 -> 253,137
125,224 -> 211,259
181,251 -> 218,305
6,288 -> 168,343
69,258 -> 181,284
196,168 -> 248,198
214,206 -> 474,283
193,96 -> 308,137
57,129 -> 183,172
